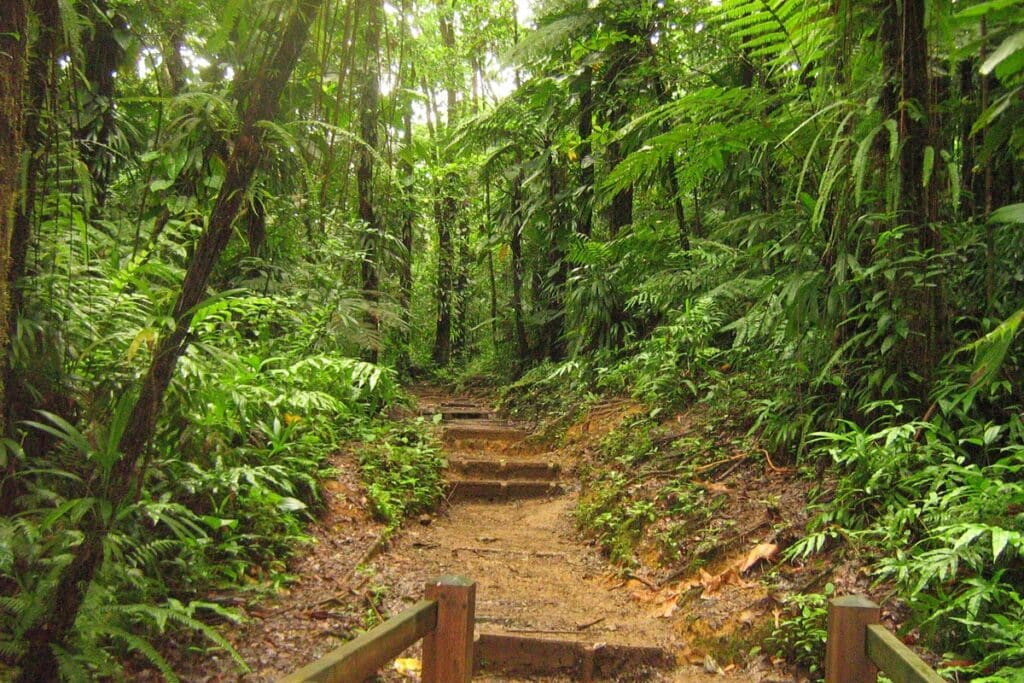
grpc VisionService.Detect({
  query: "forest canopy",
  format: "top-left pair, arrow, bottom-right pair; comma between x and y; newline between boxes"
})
0,0 -> 1022,679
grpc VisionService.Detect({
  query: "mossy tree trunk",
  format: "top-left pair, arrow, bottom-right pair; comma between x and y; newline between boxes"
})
0,0 -> 27,441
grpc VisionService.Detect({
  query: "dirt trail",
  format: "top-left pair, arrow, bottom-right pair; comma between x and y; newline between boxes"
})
161,387 -> 790,682
369,388 -> 757,682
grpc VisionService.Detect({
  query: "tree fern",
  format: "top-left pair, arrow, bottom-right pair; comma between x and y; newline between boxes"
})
718,0 -> 833,76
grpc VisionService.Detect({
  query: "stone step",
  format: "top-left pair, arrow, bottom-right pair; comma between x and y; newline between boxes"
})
475,632 -> 673,680
448,458 -> 561,481
446,479 -> 565,502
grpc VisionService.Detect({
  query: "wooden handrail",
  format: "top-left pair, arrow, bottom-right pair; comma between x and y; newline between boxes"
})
280,575 -> 475,683
865,625 -> 944,683
825,595 -> 943,683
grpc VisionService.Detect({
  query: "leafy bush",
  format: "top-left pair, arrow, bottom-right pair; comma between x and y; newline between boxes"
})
0,216 -> 405,678
788,319 -> 1024,678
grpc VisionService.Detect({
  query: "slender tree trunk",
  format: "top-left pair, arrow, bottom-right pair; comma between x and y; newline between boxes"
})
432,183 -> 455,366
510,166 -> 528,360
317,0 -> 357,236
980,19 -> 996,313
543,146 -> 568,361
77,0 -> 126,209
693,186 -> 703,237
607,136 -> 634,238
958,58 -> 977,220
453,210 -> 470,356
161,27 -> 187,95
433,0 -> 461,364
651,75 -> 688,249
485,178 -> 498,351
397,75 -> 415,375
15,2 -> 323,677
578,66 -> 594,238
357,0 -> 382,362
246,195 -> 267,258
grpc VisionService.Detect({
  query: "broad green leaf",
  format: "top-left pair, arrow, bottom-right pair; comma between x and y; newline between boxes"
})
989,203 -> 1024,223
992,528 -> 1011,560
980,30 -> 1024,76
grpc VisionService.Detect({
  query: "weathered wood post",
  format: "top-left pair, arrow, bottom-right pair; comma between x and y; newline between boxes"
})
826,595 -> 881,683
421,575 -> 476,683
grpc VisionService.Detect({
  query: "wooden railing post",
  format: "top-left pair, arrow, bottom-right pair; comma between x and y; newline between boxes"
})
826,595 -> 881,683
421,575 -> 476,683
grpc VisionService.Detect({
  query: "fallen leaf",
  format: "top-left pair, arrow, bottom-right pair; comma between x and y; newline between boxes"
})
657,594 -> 680,618
703,653 -> 723,674
738,542 -> 779,573
393,657 -> 421,677
699,567 -> 748,598
695,480 -> 730,493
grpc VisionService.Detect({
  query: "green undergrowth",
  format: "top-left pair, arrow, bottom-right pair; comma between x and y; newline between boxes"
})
576,413 -> 736,568
356,420 -> 446,530
496,306 -> 1024,680
0,228 -> 412,679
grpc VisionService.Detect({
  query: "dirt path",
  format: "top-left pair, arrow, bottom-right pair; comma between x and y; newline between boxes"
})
367,388 -> 760,682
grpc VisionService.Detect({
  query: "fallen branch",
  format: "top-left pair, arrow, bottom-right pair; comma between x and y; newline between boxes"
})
624,571 -> 659,592
576,616 -> 606,631
759,448 -> 792,473
696,453 -> 747,474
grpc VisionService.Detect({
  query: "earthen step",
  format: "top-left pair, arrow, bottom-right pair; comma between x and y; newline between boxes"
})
443,423 -> 530,443
448,458 -> 561,481
474,633 -> 673,680
446,479 -> 565,502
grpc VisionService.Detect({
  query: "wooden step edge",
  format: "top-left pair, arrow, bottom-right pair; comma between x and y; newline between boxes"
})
442,427 -> 531,443
417,408 -> 496,418
447,459 -> 561,480
445,479 -> 566,502
474,632 -> 674,680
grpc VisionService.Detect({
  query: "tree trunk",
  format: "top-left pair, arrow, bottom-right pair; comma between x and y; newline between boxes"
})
652,75 -> 688,249
77,0 -> 126,209
432,2 -> 460,367
432,184 -> 455,367
453,209 -> 470,356
607,136 -> 634,238
0,0 -> 27,443
357,0 -> 382,363
886,0 -> 943,397
510,167 -> 528,360
578,66 -> 594,238
397,71 -> 415,375
246,195 -> 267,259
485,178 -> 498,351
543,147 -> 567,361
15,1 -> 323,677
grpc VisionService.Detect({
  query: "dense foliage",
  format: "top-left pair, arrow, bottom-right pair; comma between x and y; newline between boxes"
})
0,0 -> 1021,679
